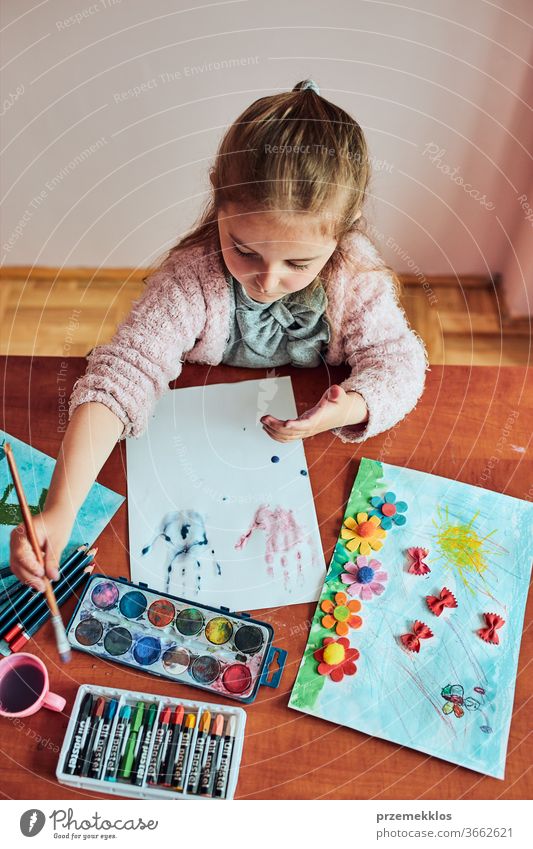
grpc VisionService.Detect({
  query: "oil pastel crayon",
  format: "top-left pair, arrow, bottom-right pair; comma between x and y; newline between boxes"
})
104,704 -> 131,781
89,698 -> 118,779
147,706 -> 171,785
173,713 -> 196,791
64,692 -> 93,775
162,705 -> 184,786
199,713 -> 224,796
213,715 -> 236,798
80,697 -> 106,777
119,701 -> 145,780
133,702 -> 157,786
155,707 -> 173,784
186,710 -> 211,794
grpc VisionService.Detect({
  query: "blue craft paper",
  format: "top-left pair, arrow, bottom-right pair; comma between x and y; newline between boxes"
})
289,458 -> 533,779
0,430 -> 125,591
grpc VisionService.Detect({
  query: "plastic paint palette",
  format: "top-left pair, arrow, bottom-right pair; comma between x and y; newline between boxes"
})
66,575 -> 286,703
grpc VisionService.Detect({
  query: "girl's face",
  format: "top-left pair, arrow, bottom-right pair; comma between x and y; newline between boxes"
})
217,203 -> 346,303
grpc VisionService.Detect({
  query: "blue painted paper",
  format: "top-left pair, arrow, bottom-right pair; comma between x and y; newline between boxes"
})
0,430 -> 125,592
289,458 -> 533,779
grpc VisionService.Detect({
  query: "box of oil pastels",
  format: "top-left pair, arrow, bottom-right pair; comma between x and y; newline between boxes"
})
56,684 -> 246,800
66,574 -> 286,703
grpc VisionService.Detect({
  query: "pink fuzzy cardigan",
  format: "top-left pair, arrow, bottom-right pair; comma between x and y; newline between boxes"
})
68,229 -> 428,444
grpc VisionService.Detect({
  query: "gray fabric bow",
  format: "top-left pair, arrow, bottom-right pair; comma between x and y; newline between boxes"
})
222,276 -> 331,368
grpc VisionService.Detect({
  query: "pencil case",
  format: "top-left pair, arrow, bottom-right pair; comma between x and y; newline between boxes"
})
65,574 -> 287,703
56,684 -> 246,800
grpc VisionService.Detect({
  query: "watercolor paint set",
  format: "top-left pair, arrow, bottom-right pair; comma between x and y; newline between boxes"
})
56,684 -> 246,799
66,575 -> 286,703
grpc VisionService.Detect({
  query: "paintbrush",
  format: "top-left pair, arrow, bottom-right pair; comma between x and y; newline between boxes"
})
4,442 -> 71,663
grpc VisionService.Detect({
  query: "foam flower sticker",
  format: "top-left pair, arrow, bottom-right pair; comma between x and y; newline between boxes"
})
314,636 -> 359,682
369,491 -> 408,529
478,612 -> 505,645
320,592 -> 362,636
341,512 -> 386,555
406,547 -> 431,575
400,620 -> 434,653
340,555 -> 388,601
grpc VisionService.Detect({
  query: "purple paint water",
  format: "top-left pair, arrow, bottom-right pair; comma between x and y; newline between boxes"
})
0,663 -> 44,713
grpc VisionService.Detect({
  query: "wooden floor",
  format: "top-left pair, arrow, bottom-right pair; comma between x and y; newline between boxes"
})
0,272 -> 530,365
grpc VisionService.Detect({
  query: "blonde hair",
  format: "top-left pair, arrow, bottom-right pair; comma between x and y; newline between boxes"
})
144,80 -> 401,295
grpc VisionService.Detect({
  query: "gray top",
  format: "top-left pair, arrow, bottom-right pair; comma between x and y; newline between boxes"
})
221,273 -> 331,368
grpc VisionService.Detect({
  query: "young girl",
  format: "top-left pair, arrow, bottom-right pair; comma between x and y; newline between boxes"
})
10,79 -> 427,591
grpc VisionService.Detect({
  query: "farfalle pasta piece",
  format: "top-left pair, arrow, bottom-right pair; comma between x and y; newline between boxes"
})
406,547 -> 430,575
478,612 -> 505,645
400,620 -> 434,653
426,587 -> 458,616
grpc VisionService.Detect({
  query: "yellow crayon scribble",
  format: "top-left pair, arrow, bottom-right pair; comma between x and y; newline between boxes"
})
432,506 -> 498,593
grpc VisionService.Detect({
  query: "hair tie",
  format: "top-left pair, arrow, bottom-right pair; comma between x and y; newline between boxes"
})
295,79 -> 320,95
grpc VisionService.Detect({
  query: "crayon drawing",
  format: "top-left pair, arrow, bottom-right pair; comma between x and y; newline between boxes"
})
289,458 -> 533,779
127,377 -> 325,610
0,431 -> 125,591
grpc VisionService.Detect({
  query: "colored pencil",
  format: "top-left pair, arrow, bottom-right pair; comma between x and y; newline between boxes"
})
3,547 -> 96,643
199,713 -> 224,796
173,712 -> 196,791
162,705 -> 184,786
64,693 -> 93,775
0,544 -> 88,633
213,715 -> 236,798
133,702 -> 157,786
147,707 -> 171,785
119,701 -> 145,780
3,443 -> 71,662
8,564 -> 94,653
104,705 -> 131,781
79,697 -> 106,777
186,710 -> 211,794
89,698 -> 118,780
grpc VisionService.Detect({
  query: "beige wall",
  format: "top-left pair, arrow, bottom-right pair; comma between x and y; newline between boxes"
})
2,0 -> 532,315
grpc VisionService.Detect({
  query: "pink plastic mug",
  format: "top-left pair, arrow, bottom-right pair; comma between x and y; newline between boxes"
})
0,652 -> 66,717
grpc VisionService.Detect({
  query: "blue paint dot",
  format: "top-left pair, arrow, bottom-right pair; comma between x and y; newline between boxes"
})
300,469 -> 308,476
271,456 -> 280,463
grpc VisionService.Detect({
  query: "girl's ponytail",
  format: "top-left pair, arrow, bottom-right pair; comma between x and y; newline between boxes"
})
292,79 -> 321,95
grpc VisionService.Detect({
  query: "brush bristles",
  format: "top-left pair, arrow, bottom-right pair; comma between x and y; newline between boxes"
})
51,614 -> 71,663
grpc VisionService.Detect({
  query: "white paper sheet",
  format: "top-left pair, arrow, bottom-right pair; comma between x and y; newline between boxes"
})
126,376 -> 326,610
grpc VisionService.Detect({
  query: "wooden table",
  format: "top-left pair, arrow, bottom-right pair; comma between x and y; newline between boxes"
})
1,356 -> 531,800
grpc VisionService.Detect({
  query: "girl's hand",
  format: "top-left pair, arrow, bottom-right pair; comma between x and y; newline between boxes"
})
9,507 -> 73,592
260,384 -> 368,442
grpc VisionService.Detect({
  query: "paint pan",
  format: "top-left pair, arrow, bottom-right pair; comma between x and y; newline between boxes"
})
233,625 -> 265,655
191,655 -> 221,685
148,599 -> 175,628
119,590 -> 147,619
205,616 -> 233,645
66,574 -> 287,704
162,646 -> 190,675
91,581 -> 119,611
104,626 -> 132,657
175,607 -> 204,637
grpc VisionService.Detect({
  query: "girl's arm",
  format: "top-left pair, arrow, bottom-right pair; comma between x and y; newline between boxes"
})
69,252 -> 207,440
10,402 -> 124,590
332,264 -> 428,443
10,255 -> 207,589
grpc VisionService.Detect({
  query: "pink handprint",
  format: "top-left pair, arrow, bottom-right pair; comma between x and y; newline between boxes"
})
234,504 -> 309,590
